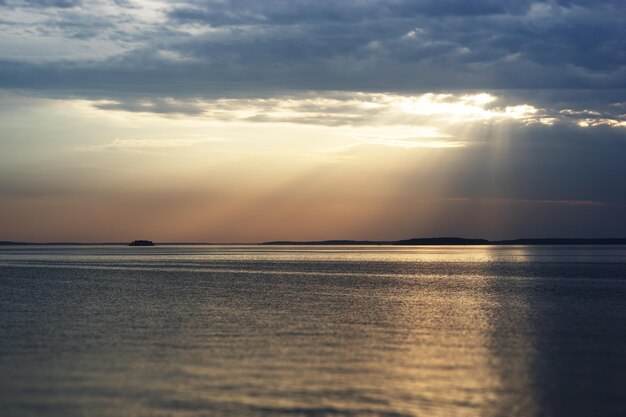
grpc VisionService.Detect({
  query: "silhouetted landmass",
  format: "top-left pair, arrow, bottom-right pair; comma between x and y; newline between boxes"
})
262,238 -> 488,245
262,237 -> 626,246
2,238 -> 626,246
0,241 -> 33,245
263,240 -> 383,245
495,238 -> 626,245
263,238 -> 491,245
396,237 -> 490,245
129,240 -> 154,246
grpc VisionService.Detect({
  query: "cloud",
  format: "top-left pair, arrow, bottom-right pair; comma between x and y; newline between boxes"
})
73,137 -> 217,151
85,92 -> 626,131
166,1 -> 536,27
93,98 -> 208,115
0,0 -> 625,102
4,0 -> 82,8
364,137 -> 468,149
36,12 -> 117,40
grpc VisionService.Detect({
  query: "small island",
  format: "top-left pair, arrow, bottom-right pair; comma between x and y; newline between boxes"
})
128,240 -> 154,246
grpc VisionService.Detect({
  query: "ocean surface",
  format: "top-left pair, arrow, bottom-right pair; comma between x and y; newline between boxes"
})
1,245 -> 625,417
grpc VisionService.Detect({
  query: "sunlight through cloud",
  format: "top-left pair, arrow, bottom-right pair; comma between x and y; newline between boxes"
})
88,92 -> 547,128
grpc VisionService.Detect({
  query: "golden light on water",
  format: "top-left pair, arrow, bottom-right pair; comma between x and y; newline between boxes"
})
156,247 -> 542,416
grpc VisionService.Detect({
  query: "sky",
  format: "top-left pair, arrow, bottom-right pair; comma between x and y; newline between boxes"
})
0,0 -> 625,242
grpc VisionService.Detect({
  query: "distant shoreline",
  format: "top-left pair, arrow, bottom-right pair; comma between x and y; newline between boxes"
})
2,238 -> 626,246
262,238 -> 626,246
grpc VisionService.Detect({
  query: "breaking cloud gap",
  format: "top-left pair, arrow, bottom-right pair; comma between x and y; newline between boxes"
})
88,92 -> 626,129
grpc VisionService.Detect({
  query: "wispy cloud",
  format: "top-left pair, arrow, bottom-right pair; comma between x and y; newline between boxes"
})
89,92 -> 544,126
87,92 -> 626,130
73,137 -> 218,151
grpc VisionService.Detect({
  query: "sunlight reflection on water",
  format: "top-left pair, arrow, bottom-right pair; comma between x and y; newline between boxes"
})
1,245 -> 625,416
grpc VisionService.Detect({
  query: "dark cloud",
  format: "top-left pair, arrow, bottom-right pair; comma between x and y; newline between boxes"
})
160,0 -> 626,90
93,98 -> 208,115
37,12 -> 117,40
167,0 -> 535,27
0,0 -> 625,115
4,0 -> 82,8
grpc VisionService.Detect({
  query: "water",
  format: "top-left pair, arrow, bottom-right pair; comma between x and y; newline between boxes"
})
1,245 -> 625,417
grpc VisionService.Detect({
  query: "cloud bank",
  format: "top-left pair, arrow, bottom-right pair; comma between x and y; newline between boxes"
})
0,0 -> 625,97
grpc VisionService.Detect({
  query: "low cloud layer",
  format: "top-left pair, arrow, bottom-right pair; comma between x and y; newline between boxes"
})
87,92 -> 626,130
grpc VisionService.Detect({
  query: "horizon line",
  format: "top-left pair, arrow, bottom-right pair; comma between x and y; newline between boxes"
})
2,237 -> 626,246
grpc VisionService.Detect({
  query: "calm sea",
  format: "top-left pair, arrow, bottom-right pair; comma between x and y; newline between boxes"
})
1,245 -> 625,417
